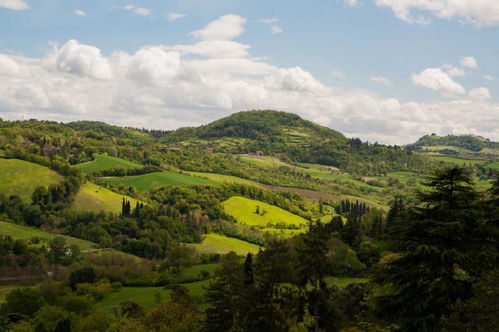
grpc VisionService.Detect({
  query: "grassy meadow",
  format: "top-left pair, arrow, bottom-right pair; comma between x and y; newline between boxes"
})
428,155 -> 484,166
72,182 -> 140,214
0,158 -> 63,200
103,171 -> 219,193
188,233 -> 261,255
94,279 -> 210,312
74,154 -> 142,174
186,171 -> 264,187
222,196 -> 309,228
0,221 -> 96,250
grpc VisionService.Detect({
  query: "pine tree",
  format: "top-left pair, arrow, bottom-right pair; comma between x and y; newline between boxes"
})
375,167 -> 494,331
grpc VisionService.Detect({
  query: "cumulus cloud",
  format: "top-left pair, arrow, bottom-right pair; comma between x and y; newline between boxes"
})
469,87 -> 491,100
74,9 -> 86,17
371,75 -> 391,86
331,70 -> 346,80
412,68 -> 466,96
271,26 -> 284,34
1,15 -> 499,145
374,0 -> 499,26
483,75 -> 495,81
191,14 -> 246,41
442,64 -> 466,77
0,0 -> 29,10
166,12 -> 186,21
460,56 -> 477,68
123,4 -> 151,17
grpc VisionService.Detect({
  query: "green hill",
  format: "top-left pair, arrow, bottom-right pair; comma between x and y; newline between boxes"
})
72,182 -> 140,214
188,233 -> 261,255
0,158 -> 64,200
74,154 -> 142,174
103,171 -> 219,193
408,134 -> 499,159
159,110 -> 430,175
221,196 -> 308,228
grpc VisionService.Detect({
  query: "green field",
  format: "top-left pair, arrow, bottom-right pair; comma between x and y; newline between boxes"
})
487,161 -> 499,169
103,171 -> 219,193
428,155 -> 484,166
94,279 -> 210,312
238,155 -> 288,167
0,150 -> 5,157
186,171 -> 263,188
74,154 -> 142,174
0,158 -> 64,201
0,221 -> 96,250
178,263 -> 219,282
222,196 -> 309,228
72,182 -> 140,214
188,233 -> 261,255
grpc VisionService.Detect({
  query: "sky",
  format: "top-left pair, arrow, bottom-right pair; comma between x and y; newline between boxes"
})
0,0 -> 499,144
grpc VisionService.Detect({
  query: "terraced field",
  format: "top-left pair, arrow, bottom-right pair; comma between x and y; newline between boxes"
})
0,158 -> 63,200
103,172 -> 219,193
188,233 -> 261,255
222,196 -> 308,228
0,221 -> 96,250
72,182 -> 140,214
74,154 -> 142,174
487,161 -> 499,169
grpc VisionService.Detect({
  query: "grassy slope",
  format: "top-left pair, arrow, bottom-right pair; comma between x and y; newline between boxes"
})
186,171 -> 264,188
189,234 -> 261,255
324,277 -> 369,288
487,161 -> 499,169
103,172 -> 219,193
74,154 -> 142,174
72,182 -> 139,214
222,196 -> 308,228
94,280 -> 210,311
0,221 -> 96,250
0,159 -> 63,201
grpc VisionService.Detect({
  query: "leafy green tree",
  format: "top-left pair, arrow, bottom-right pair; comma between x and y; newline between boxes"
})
33,306 -> 69,332
375,167 -> 496,331
0,288 -> 45,318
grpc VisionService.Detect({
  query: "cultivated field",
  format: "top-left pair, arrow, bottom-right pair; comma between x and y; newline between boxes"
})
186,171 -> 264,188
74,154 -> 142,174
0,158 -> 63,200
103,171 -> 219,193
222,196 -> 308,228
188,233 -> 261,255
72,182 -> 140,214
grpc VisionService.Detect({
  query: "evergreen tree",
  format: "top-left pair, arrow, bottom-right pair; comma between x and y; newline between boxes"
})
375,167 -> 495,331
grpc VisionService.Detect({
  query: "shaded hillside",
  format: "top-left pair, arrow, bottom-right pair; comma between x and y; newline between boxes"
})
407,134 -> 499,158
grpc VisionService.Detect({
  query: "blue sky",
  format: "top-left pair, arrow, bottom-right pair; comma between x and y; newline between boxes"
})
1,0 -> 499,144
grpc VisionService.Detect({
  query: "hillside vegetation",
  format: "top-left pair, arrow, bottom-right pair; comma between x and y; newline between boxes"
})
72,182 -> 140,214
0,158 -> 63,200
74,154 -> 142,174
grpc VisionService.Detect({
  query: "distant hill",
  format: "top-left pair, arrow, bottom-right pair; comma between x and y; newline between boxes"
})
407,134 -> 499,159
160,110 -> 430,175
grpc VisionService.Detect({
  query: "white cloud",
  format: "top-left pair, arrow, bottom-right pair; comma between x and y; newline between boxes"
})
469,87 -> 491,100
123,4 -> 151,17
374,0 -> 499,26
74,9 -> 86,17
0,0 -> 29,10
260,18 -> 278,24
412,67 -> 466,96
442,64 -> 466,77
371,75 -> 391,86
460,56 -> 477,69
344,0 -> 358,7
483,75 -> 495,81
2,16 -> 499,145
331,70 -> 346,80
166,12 -> 186,21
191,14 -> 246,41
271,26 -> 283,34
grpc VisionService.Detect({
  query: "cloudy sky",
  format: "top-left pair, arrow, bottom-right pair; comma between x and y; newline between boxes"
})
1,0 -> 499,144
